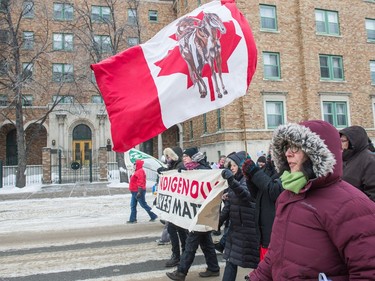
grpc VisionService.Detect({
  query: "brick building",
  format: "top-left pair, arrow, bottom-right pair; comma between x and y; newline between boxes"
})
0,0 -> 374,172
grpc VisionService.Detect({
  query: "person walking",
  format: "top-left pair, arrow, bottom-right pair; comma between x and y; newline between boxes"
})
339,125 -> 375,201
127,160 -> 158,223
158,147 -> 188,268
166,147 -> 220,281
242,155 -> 283,261
248,120 -> 375,281
219,151 -> 259,281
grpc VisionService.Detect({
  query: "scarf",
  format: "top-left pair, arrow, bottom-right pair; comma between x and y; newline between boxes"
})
280,171 -> 307,194
185,161 -> 200,170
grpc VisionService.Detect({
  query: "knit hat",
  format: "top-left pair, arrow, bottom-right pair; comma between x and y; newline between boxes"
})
183,147 -> 198,158
257,156 -> 266,164
228,151 -> 247,167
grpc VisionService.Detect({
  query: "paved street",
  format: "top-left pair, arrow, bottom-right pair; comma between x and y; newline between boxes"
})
0,183 -> 251,280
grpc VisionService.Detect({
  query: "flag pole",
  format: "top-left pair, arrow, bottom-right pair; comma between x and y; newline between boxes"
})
241,96 -> 248,154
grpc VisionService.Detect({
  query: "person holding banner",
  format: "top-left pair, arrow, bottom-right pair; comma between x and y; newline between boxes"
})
166,147 -> 220,281
219,151 -> 259,281
127,160 -> 158,223
158,147 -> 188,268
248,120 -> 375,281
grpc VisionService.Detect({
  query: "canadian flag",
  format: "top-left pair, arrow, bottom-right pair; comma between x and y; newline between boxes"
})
91,0 -> 257,152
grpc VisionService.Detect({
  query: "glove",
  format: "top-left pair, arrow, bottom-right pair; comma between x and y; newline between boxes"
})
221,169 -> 234,185
242,159 -> 259,180
157,167 -> 167,174
136,188 -> 142,199
178,167 -> 187,173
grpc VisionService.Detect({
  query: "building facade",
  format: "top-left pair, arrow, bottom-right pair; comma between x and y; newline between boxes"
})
0,0 -> 374,173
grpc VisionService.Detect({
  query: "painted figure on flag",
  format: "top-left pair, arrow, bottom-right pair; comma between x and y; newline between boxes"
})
176,13 -> 227,99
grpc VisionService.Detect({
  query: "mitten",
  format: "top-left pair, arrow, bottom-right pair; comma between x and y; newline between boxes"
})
242,159 -> 259,179
221,169 -> 234,185
157,167 -> 167,174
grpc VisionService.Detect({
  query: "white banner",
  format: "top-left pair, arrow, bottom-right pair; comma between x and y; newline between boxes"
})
156,169 -> 228,232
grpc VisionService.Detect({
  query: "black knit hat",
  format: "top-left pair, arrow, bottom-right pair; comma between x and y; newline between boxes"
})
257,156 -> 266,164
183,147 -> 198,158
228,151 -> 247,167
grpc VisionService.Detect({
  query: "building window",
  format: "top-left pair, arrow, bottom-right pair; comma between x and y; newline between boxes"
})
0,59 -> 7,75
315,9 -> 339,35
263,52 -> 280,80
92,5 -> 111,23
217,109 -> 221,130
52,63 -> 74,82
128,8 -> 137,25
92,95 -> 103,103
0,29 -> 9,43
371,61 -> 375,84
323,101 -> 348,127
0,95 -> 8,106
365,18 -> 375,41
94,35 -> 112,53
203,113 -> 207,133
260,5 -> 277,31
23,1 -> 34,18
22,62 -> 33,81
53,3 -> 73,21
149,10 -> 157,22
22,31 -> 34,49
265,101 -> 284,129
127,37 -> 139,47
22,95 -> 33,106
53,33 -> 73,51
319,55 -> 344,81
189,120 -> 193,140
0,0 -> 9,12
52,95 -> 73,103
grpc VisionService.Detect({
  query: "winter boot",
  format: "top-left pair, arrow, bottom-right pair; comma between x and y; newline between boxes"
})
165,254 -> 180,267
199,269 -> 220,277
166,270 -> 186,281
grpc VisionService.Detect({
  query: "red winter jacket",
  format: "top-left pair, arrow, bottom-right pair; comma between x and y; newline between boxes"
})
129,160 -> 146,192
250,120 -> 375,281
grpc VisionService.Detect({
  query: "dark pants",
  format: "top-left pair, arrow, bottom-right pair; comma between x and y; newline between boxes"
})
129,190 -> 157,222
178,231 -> 220,275
168,223 -> 187,258
222,261 -> 238,281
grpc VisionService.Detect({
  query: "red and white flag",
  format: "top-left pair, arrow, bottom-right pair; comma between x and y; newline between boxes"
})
91,0 -> 257,152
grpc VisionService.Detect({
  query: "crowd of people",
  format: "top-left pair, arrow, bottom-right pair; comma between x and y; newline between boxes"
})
127,121 -> 375,281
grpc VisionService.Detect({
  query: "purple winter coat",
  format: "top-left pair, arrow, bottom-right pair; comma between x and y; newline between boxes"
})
250,120 -> 375,281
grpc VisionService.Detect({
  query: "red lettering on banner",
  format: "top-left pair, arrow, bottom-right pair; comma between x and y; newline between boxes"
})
160,174 -> 220,199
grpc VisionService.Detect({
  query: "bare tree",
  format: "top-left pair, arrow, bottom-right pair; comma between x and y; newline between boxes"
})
68,0 -> 143,183
0,0 -> 87,187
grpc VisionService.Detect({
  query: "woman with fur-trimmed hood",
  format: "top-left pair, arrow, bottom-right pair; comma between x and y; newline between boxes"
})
249,120 -> 375,281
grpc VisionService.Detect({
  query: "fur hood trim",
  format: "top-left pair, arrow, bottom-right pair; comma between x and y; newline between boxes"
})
163,147 -> 179,161
271,123 -> 336,178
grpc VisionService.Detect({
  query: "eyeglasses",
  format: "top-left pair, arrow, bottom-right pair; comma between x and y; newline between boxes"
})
283,144 -> 300,154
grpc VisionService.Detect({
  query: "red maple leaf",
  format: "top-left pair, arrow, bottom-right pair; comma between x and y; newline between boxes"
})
155,13 -> 241,101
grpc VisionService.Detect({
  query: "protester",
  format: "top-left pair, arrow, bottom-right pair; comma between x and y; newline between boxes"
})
248,120 -> 375,280
242,155 -> 283,261
127,160 -> 158,223
211,155 -> 226,169
157,147 -> 188,267
156,221 -> 170,246
219,151 -> 259,281
166,147 -> 220,281
339,125 -> 375,201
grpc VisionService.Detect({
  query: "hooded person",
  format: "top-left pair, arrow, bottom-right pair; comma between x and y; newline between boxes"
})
339,125 -> 375,201
248,120 -> 375,281
219,151 -> 259,281
127,160 -> 158,223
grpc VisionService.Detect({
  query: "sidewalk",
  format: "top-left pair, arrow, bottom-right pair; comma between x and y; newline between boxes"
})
0,182 -> 129,201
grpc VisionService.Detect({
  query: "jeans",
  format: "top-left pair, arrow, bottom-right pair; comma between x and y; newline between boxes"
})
178,231 -> 219,275
222,261 -> 238,281
129,190 -> 157,222
168,222 -> 187,258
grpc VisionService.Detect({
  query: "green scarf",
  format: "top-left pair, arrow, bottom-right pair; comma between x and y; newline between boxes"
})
280,171 -> 307,194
